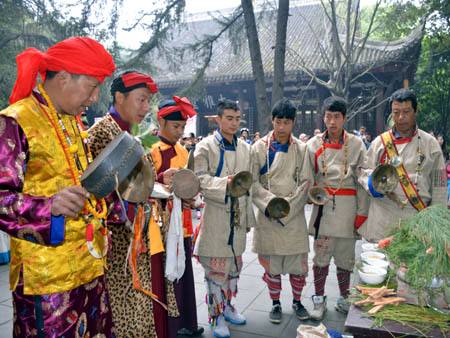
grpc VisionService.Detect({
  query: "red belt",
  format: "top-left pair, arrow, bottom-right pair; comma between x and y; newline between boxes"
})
324,187 -> 356,196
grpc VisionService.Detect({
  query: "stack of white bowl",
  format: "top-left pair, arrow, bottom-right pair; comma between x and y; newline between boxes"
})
358,244 -> 388,285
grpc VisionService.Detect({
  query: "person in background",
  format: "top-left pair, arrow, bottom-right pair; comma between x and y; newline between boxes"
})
240,127 -> 252,144
314,128 -> 322,136
437,134 -> 448,161
253,131 -> 261,143
298,133 -> 309,143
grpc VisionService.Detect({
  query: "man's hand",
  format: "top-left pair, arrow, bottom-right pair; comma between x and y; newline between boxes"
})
182,198 -> 196,209
226,175 -> 234,195
51,186 -> 89,218
163,168 -> 178,186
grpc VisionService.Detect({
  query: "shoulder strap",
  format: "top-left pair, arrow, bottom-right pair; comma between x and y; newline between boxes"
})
380,131 -> 426,211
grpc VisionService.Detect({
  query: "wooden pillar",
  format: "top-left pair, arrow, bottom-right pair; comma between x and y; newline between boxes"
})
403,79 -> 409,89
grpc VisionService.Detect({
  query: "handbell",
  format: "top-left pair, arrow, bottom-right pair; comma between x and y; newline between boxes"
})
266,197 -> 290,219
229,171 -> 253,198
372,164 -> 399,194
308,186 -> 330,205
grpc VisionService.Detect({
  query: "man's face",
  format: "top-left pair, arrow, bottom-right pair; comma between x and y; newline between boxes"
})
116,87 -> 152,124
159,119 -> 186,144
391,100 -> 416,134
217,109 -> 241,136
323,111 -> 346,135
272,117 -> 294,139
60,74 -> 100,116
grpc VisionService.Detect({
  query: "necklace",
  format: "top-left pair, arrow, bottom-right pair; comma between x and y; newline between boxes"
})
319,130 -> 349,209
37,84 -> 108,258
391,129 -> 424,190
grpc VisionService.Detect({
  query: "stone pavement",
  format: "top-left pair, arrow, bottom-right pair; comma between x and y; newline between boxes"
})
0,206 -> 357,337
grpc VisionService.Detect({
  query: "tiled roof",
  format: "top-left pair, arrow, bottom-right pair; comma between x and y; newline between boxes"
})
155,3 -> 423,87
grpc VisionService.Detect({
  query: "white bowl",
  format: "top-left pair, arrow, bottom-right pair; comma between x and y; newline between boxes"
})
362,243 -> 379,252
363,259 -> 389,269
361,251 -> 385,262
358,266 -> 387,285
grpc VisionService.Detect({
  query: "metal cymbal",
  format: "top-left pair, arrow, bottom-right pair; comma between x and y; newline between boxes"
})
172,168 -> 200,200
229,171 -> 253,198
119,155 -> 155,203
266,197 -> 290,219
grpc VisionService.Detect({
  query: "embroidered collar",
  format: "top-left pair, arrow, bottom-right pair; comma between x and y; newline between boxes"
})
158,134 -> 177,147
214,129 -> 237,150
109,106 -> 131,132
322,129 -> 345,145
392,126 -> 418,143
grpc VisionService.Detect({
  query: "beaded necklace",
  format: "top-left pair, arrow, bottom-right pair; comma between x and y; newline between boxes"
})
37,84 -> 108,259
319,130 -> 349,209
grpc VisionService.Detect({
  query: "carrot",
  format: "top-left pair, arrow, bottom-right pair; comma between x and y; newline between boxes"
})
373,297 -> 406,306
368,305 -> 384,314
378,236 -> 394,249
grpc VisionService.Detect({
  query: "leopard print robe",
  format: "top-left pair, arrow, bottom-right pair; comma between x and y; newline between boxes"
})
88,114 -> 179,338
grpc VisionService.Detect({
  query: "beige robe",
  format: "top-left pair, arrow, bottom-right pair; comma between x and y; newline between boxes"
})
193,131 -> 255,258
358,129 -> 447,242
306,131 -> 370,239
251,132 -> 313,256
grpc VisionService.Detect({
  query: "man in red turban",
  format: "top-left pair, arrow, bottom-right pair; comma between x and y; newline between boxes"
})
0,37 -> 115,337
150,97 -> 204,338
88,70 -> 183,338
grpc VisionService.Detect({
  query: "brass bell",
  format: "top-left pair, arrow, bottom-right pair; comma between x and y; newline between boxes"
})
229,171 -> 253,198
308,186 -> 330,206
372,164 -> 399,194
266,197 -> 290,219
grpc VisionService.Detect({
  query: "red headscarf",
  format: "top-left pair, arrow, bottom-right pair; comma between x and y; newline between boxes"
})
157,96 -> 197,120
9,36 -> 115,104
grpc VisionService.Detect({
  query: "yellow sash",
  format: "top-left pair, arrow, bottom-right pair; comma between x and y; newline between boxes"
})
380,131 -> 426,211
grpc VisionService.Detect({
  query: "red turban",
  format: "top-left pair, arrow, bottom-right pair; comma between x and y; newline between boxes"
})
121,72 -> 158,93
9,36 -> 115,104
157,96 -> 197,120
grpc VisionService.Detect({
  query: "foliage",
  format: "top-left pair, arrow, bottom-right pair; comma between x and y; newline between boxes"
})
372,303 -> 449,335
384,205 -> 450,293
362,2 -> 426,40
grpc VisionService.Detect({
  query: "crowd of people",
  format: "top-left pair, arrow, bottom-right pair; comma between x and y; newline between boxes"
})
0,36 -> 449,338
